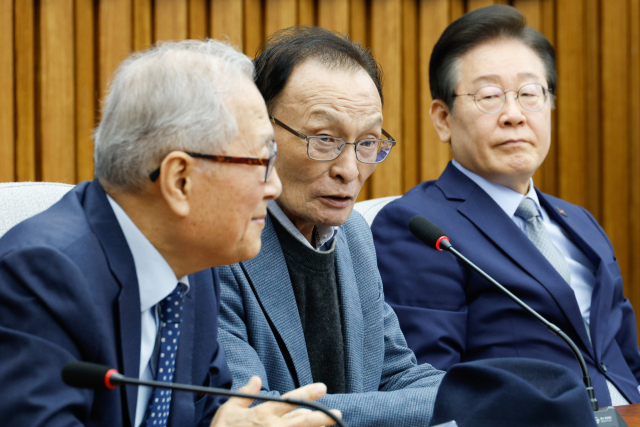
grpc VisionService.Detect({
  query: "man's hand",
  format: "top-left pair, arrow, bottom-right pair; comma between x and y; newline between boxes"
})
209,376 -> 341,427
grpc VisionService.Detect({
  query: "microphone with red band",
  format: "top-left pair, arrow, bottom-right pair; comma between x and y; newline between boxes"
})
61,361 -> 347,427
408,215 -> 602,413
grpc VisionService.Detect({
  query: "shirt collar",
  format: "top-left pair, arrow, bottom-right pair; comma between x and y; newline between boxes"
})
107,195 -> 190,313
268,200 -> 338,251
451,159 -> 543,219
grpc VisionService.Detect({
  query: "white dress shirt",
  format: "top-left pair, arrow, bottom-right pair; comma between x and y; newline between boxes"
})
107,196 -> 190,426
451,160 -> 629,405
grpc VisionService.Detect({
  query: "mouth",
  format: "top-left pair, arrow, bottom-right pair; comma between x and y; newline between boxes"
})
498,139 -> 529,147
251,213 -> 267,224
319,195 -> 353,209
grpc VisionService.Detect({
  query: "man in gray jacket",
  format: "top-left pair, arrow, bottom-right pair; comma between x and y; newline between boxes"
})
218,26 -> 444,427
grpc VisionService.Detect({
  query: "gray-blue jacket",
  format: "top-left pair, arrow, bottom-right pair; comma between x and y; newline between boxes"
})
218,211 -> 444,427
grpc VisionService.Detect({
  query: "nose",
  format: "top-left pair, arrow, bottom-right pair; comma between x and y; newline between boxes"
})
330,143 -> 360,183
264,167 -> 282,200
499,91 -> 526,127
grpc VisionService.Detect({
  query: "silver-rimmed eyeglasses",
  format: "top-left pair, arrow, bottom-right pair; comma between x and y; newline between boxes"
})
454,83 -> 551,114
270,116 -> 396,164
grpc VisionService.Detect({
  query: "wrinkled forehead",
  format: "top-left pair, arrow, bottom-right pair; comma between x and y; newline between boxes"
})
454,38 -> 548,88
274,59 -> 382,123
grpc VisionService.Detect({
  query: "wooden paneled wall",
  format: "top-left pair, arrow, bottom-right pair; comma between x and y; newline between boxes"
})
1,0 -> 639,325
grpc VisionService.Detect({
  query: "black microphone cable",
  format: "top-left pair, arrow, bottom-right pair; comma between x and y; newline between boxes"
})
409,215 -> 600,412
62,361 -> 347,427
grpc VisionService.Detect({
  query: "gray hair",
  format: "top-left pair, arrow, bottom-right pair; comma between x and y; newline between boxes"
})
94,39 -> 254,191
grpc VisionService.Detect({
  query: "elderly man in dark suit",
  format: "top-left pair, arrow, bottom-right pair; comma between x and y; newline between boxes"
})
0,39 -> 340,427
218,26 -> 444,427
372,5 -> 640,407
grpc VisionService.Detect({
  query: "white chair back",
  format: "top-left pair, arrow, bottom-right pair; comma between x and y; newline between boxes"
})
0,182 -> 74,237
353,195 -> 401,226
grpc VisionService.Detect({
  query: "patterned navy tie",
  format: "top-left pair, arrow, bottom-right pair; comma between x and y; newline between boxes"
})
144,283 -> 186,427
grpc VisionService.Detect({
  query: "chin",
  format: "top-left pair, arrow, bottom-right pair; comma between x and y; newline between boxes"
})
239,238 -> 264,262
319,209 -> 353,227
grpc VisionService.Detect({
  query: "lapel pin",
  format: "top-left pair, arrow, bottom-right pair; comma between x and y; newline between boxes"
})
556,206 -> 568,217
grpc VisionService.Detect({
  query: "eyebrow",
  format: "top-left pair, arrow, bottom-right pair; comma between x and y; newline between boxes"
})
307,110 -> 383,131
308,110 -> 339,125
471,72 -> 542,85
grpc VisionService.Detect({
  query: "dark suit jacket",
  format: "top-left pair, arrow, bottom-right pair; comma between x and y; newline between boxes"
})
372,163 -> 640,406
0,180 -> 231,426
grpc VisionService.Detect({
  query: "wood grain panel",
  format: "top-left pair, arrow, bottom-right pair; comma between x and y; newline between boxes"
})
318,0 -> 350,34
189,0 -> 208,40
350,0 -> 367,44
513,0 -> 541,28
265,0 -> 297,38
601,0 -> 630,285
370,0 -> 403,198
534,0 -> 557,195
450,0 -> 464,20
0,0 -> 14,182
133,0 -> 152,51
299,0 -> 316,26
75,0 -> 95,182
39,0 -> 75,183
584,0 -> 601,219
419,0 -> 451,182
555,0 -> 585,206
629,0 -> 640,306
402,0 -> 419,192
14,0 -> 35,181
99,0 -> 132,111
466,0 -> 507,12
154,0 -> 188,41
211,0 -> 243,49
244,0 -> 263,56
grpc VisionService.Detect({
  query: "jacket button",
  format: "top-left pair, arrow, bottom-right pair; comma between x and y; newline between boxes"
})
600,362 -> 608,372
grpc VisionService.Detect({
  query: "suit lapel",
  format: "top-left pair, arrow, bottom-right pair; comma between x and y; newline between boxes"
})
333,231 -> 365,393
438,165 -> 594,357
539,193 -> 611,357
241,216 -> 313,386
84,180 -> 141,427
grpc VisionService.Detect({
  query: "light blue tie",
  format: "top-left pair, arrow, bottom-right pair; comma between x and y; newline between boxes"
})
515,197 -> 571,285
144,284 -> 186,427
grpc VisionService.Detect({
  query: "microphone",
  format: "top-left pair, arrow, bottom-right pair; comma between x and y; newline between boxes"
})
408,216 -> 602,411
62,361 -> 347,427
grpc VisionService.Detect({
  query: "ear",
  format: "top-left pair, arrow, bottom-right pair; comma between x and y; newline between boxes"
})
430,99 -> 453,144
157,152 -> 195,217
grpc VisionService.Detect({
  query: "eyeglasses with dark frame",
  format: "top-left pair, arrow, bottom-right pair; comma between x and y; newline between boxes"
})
269,116 -> 396,164
148,140 -> 277,183
453,83 -> 551,114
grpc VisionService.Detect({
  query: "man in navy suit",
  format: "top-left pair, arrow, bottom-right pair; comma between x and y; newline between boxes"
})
0,40 -> 339,427
372,5 -> 640,407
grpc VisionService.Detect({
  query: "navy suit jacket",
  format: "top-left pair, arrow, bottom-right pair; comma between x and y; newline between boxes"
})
372,163 -> 640,406
0,180 -> 231,426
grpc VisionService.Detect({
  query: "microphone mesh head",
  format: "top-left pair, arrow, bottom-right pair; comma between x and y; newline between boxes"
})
409,216 -> 447,249
62,361 -> 112,390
